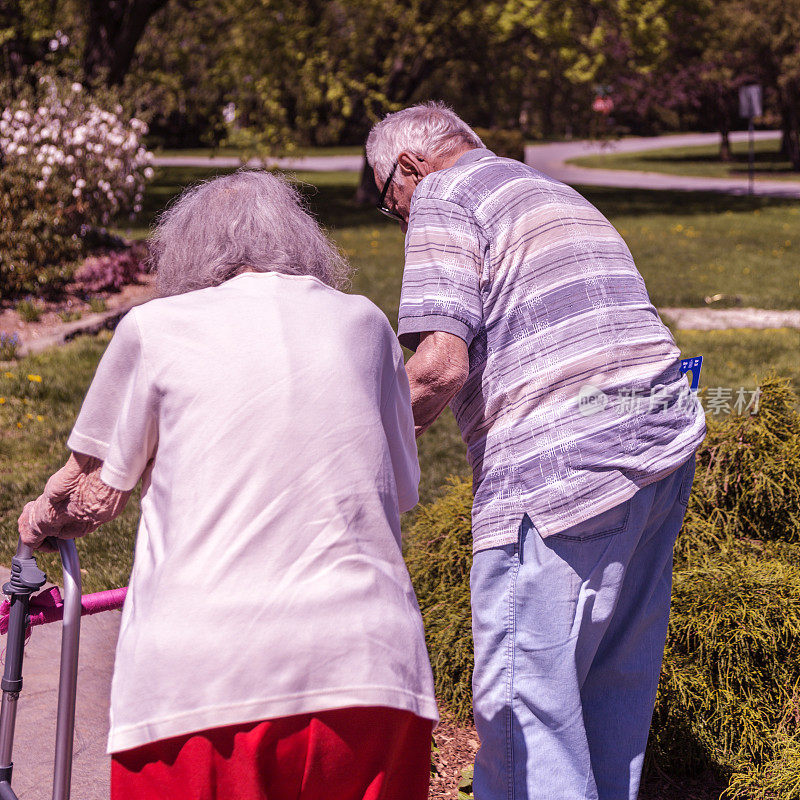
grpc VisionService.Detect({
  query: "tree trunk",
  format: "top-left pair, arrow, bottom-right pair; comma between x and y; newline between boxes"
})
784,125 -> 800,171
83,0 -> 170,86
780,92 -> 800,171
719,127 -> 732,162
355,155 -> 380,206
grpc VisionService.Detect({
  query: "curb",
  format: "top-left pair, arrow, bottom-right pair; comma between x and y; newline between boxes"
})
16,295 -> 154,358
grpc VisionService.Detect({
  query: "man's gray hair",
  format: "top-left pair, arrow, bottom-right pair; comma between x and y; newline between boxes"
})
150,170 -> 352,297
366,101 -> 483,185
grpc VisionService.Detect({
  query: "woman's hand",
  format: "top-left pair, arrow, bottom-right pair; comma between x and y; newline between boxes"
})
18,453 -> 132,550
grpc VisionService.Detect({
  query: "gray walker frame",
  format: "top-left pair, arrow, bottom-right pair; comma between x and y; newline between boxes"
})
0,538 -> 82,800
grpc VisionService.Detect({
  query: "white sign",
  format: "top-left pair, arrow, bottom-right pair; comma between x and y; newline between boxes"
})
739,84 -> 763,119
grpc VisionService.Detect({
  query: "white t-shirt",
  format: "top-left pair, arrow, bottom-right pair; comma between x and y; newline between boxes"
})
67,271 -> 437,753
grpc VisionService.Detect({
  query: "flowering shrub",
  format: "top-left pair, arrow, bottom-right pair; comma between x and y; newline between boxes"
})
0,163 -> 82,297
73,246 -> 146,294
0,74 -> 154,298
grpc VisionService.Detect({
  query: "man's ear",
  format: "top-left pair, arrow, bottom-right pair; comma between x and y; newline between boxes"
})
398,152 -> 432,185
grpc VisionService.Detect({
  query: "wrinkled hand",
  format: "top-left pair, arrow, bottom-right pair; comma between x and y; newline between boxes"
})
17,453 -> 131,550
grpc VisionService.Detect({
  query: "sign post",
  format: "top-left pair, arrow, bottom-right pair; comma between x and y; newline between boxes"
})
738,84 -> 763,195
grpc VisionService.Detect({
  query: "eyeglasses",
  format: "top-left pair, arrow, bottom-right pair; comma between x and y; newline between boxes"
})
376,160 -> 404,223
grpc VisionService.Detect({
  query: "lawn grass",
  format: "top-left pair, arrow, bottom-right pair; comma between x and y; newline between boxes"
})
118,167 -> 800,309
583,187 -> 800,309
0,334 -> 142,591
567,135 -> 800,182
3,167 -> 799,587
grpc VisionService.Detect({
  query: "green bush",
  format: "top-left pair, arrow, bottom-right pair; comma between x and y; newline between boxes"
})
0,72 -> 153,299
725,731 -> 800,800
677,375 -> 800,564
473,128 -> 526,161
652,552 -> 800,777
15,298 -> 43,322
405,477 -> 474,720
0,165 -> 81,299
405,377 -> 800,791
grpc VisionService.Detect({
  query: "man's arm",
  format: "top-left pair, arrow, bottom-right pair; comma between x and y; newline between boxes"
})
405,331 -> 469,437
18,452 -> 132,550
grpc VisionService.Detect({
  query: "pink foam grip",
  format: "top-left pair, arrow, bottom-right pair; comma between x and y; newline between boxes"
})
0,586 -> 127,635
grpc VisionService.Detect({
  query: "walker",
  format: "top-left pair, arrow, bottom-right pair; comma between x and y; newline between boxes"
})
0,537 -> 126,800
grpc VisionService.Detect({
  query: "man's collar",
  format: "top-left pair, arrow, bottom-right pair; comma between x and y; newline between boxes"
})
454,147 -> 495,167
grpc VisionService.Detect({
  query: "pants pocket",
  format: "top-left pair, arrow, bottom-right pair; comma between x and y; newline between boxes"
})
548,500 -> 631,542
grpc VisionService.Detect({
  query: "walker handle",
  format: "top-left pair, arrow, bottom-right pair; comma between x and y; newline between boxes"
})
0,538 -> 82,800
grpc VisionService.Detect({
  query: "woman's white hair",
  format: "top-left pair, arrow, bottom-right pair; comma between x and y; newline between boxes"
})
150,170 -> 352,297
365,101 -> 483,185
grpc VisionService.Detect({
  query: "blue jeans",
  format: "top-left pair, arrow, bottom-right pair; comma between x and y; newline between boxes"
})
470,456 -> 696,800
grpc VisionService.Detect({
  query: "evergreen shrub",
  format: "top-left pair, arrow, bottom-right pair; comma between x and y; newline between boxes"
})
676,376 -> 800,564
404,377 -> 800,790
405,477 -> 474,721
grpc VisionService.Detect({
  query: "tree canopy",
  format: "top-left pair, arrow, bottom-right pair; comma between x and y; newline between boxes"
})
1,0 -> 798,167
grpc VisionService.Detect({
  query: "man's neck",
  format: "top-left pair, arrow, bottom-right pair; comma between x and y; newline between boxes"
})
436,146 -> 479,171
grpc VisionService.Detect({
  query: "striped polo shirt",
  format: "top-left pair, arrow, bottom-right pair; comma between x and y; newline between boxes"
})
398,147 -> 706,553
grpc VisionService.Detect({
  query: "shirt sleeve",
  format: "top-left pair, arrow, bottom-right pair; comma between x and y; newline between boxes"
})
381,339 -> 421,514
67,309 -> 158,492
398,196 -> 484,352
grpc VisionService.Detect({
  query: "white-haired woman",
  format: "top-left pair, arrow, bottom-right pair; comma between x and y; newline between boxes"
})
18,170 -> 437,800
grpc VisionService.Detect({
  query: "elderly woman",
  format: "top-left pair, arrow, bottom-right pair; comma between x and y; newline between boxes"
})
18,171 -> 437,800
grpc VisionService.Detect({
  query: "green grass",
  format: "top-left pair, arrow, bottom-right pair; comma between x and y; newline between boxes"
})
4,168 -> 799,587
591,187 -> 800,309
568,135 -> 800,182
675,328 -> 800,396
118,169 -> 800,309
0,335 -> 142,591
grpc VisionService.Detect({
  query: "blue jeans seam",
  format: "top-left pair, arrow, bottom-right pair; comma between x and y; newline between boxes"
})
550,504 -> 631,542
506,539 -> 521,800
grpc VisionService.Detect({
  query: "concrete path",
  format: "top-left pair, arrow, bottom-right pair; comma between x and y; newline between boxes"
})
524,131 -> 800,198
152,131 -> 800,198
660,307 -> 800,330
0,566 -> 117,800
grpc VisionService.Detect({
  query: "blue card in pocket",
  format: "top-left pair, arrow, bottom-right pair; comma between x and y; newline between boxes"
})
679,356 -> 703,391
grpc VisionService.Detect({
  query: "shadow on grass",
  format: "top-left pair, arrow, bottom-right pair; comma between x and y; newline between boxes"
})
129,166 -> 800,240
126,166 -> 373,236
576,186 -> 800,218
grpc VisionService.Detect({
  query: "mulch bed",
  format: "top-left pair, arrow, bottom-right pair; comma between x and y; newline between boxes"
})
429,719 -> 725,800
430,715 -> 479,800
0,273 -> 156,355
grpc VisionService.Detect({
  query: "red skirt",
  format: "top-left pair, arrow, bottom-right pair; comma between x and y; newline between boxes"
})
111,706 -> 433,800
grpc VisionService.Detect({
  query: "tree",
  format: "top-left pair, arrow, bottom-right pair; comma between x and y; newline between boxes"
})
0,0 -> 60,83
83,0 -> 172,86
720,0 -> 800,169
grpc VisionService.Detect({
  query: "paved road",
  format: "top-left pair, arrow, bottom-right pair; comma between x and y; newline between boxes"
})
524,131 -> 800,198
153,131 -> 800,198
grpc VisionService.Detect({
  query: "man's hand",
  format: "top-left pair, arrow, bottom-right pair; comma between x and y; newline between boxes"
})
405,331 -> 469,437
18,453 -> 132,550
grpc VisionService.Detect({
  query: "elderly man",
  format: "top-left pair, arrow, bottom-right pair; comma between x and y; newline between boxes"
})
18,170 -> 437,800
366,103 -> 706,800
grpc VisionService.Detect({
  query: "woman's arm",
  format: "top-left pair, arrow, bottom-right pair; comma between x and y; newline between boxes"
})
18,452 -> 132,550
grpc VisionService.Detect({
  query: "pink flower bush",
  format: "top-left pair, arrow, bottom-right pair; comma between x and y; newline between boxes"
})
0,75 -> 153,227
73,248 -> 146,294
